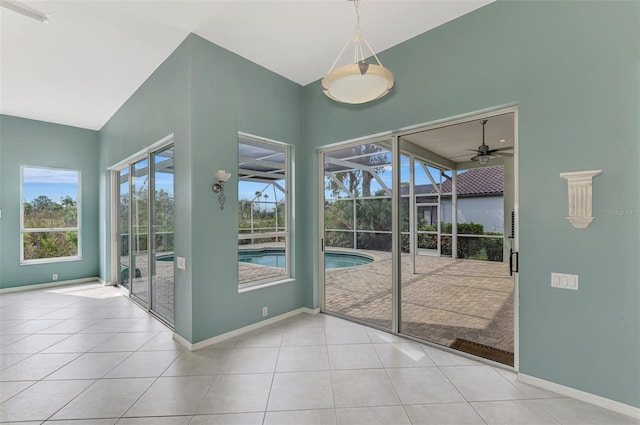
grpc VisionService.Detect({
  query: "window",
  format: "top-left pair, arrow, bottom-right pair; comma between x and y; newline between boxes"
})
238,135 -> 290,289
21,166 -> 81,263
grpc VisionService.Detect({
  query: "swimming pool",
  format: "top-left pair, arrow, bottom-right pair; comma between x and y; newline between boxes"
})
238,249 -> 373,269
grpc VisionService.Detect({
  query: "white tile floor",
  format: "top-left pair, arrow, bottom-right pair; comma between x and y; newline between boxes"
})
0,282 -> 638,425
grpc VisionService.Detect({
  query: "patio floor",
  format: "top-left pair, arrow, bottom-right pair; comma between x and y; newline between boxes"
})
324,249 -> 514,357
120,255 -> 175,324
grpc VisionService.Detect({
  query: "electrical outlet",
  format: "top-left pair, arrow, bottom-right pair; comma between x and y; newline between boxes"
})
262,306 -> 268,317
551,273 -> 578,290
52,274 -> 58,281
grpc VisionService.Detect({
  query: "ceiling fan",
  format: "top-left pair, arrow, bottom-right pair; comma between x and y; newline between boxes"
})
465,119 -> 513,166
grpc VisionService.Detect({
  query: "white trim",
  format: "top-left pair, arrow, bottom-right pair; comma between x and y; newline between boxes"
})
317,152 -> 325,310
512,107 -> 520,372
173,308 -> 319,351
238,132 -> 293,148
109,170 -> 119,285
0,277 -> 101,294
237,133 -> 292,290
518,373 -> 640,420
20,165 -> 82,265
108,133 -> 174,171
238,277 -> 296,293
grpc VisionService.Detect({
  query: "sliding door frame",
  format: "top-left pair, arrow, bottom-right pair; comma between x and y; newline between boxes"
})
109,134 -> 175,328
318,134 -> 398,332
317,105 -> 519,370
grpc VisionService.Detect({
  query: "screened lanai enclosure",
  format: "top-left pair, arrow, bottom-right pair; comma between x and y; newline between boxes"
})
237,135 -> 290,288
321,112 -> 516,366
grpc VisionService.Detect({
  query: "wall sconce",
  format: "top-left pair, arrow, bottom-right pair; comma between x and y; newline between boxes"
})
560,170 -> 602,229
212,170 -> 232,210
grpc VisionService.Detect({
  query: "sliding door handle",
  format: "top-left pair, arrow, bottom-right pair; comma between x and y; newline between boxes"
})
509,249 -> 519,276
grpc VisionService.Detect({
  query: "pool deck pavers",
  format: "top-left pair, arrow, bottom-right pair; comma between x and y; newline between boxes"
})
323,249 -> 514,355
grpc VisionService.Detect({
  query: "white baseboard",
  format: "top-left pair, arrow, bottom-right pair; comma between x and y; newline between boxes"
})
98,277 -> 115,286
0,277 -> 102,294
518,373 -> 640,419
173,307 -> 318,351
172,332 -> 193,350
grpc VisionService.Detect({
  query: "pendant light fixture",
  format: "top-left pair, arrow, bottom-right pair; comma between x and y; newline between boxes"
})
472,120 -> 494,167
322,0 -> 394,104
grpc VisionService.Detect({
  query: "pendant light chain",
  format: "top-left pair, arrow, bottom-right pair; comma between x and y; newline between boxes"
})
353,0 -> 361,40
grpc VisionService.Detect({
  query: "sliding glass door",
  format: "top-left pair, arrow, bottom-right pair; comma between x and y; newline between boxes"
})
321,140 -> 394,330
150,145 -> 175,324
131,159 -> 149,305
118,168 -> 130,289
320,111 -> 517,366
115,142 -> 175,326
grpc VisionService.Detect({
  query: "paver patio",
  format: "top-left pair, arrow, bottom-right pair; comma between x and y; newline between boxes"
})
324,249 -> 514,356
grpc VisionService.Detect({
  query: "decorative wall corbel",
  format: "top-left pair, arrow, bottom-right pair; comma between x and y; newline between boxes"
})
559,170 -> 602,229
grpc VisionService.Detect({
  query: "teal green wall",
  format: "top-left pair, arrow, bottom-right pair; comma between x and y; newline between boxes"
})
302,0 -> 639,408
0,115 -> 100,289
188,34 -> 305,342
99,37 -> 193,340
98,34 -> 305,343
3,0 -> 637,410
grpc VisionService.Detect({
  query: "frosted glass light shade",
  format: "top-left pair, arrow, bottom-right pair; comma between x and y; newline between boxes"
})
322,63 -> 394,104
215,170 -> 231,182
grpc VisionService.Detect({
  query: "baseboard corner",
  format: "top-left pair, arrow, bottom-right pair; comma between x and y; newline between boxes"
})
518,373 -> 640,420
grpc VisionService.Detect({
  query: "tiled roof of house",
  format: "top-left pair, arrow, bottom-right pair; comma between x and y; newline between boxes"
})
441,166 -> 503,195
402,166 -> 503,197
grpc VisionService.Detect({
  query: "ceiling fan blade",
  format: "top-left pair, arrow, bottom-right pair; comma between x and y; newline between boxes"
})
465,149 -> 480,153
469,155 -> 480,161
450,153 -> 474,159
494,152 -> 513,157
489,146 -> 514,152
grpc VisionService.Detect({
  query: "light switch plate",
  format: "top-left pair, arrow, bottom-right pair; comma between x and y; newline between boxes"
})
551,273 -> 578,290
176,257 -> 186,270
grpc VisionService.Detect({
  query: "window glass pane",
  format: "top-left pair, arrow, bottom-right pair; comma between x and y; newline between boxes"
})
23,231 -> 78,260
119,168 -> 130,288
152,145 -> 175,324
323,140 -> 393,330
22,167 -> 80,262
238,136 -> 289,287
23,167 -> 79,229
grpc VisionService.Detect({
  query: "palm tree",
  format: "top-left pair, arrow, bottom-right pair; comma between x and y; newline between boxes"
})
263,194 -> 269,213
254,191 -> 261,212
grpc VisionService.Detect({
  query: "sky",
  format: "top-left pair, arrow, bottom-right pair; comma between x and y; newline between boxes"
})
22,167 -> 78,203
239,180 -> 285,211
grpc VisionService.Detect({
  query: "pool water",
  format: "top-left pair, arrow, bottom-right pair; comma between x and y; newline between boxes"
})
238,250 -> 372,269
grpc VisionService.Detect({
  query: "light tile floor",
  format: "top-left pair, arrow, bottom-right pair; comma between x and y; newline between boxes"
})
1,283 -> 638,425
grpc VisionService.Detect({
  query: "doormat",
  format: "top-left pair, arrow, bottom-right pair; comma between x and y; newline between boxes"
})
449,338 -> 514,366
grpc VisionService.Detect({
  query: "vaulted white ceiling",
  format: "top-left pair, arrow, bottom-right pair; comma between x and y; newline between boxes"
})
0,1 -> 493,130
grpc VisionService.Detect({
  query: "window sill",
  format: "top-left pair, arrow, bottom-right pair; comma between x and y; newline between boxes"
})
238,278 -> 296,294
21,256 -> 82,266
